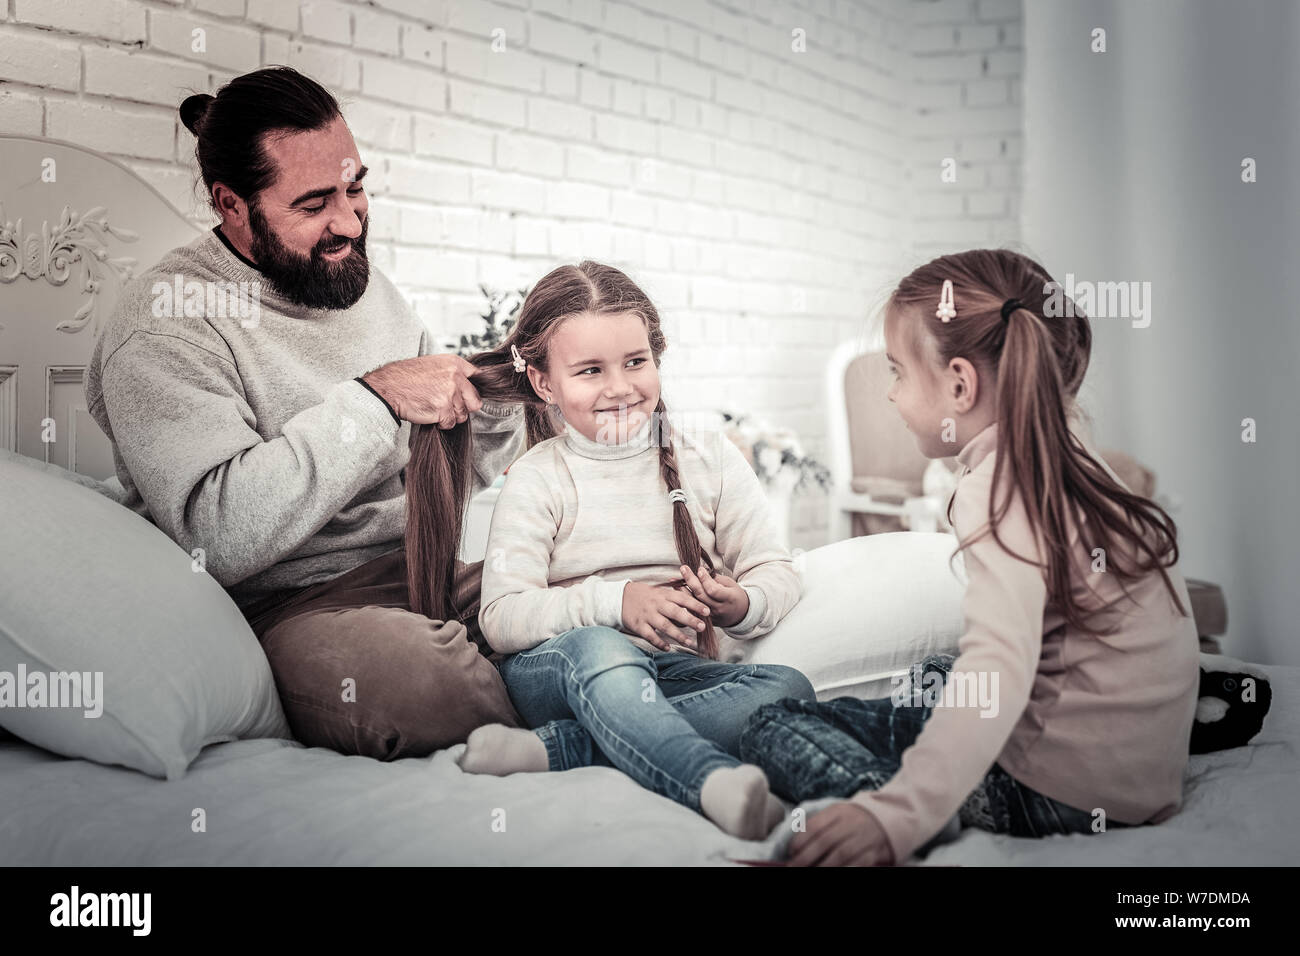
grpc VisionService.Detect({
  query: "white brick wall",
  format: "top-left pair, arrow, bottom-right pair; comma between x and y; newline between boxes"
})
0,0 -> 1022,551
905,0 -> 1022,262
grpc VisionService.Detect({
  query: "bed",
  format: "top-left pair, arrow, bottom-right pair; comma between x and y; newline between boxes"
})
1,648 -> 1295,867
2,134 -> 1295,866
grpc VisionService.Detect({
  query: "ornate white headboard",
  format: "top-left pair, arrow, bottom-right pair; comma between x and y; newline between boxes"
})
0,135 -> 203,479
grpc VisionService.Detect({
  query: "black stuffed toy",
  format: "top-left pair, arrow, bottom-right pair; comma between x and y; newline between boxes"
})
1189,665 -> 1272,754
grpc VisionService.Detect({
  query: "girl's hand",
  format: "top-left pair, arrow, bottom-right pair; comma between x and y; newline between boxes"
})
679,565 -> 749,629
787,802 -> 895,867
621,580 -> 712,652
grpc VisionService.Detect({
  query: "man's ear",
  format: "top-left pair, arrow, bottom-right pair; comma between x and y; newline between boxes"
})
525,365 -> 551,403
948,357 -> 980,413
213,183 -> 250,229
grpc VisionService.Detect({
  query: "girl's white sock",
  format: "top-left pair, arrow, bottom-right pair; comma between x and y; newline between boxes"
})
764,793 -> 791,834
459,730 -> 788,842
700,764 -> 774,840
458,724 -> 549,775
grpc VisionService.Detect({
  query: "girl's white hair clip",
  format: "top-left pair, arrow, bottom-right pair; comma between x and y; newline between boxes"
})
936,279 -> 957,322
668,489 -> 687,504
510,344 -> 527,372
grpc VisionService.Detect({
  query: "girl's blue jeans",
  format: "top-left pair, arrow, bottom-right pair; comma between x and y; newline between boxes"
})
497,625 -> 817,813
739,654 -> 1129,848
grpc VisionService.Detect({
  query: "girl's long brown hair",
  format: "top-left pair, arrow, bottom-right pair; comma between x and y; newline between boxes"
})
886,249 -> 1187,634
405,261 -> 724,658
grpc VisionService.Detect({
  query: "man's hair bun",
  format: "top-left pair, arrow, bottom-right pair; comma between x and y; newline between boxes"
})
179,93 -> 215,134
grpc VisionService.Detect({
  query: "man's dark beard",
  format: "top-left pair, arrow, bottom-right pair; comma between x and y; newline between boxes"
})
247,201 -> 370,310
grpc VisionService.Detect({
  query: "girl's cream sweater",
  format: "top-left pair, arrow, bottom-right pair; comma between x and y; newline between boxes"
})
479,416 -> 801,658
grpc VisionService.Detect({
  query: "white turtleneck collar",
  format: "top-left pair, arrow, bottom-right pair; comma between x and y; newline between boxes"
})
562,418 -> 658,461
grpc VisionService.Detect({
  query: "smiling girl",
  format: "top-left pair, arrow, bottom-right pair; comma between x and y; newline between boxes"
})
403,261 -> 815,839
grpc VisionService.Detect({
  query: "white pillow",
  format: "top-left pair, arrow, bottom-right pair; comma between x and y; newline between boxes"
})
0,455 -> 291,779
720,533 -> 968,700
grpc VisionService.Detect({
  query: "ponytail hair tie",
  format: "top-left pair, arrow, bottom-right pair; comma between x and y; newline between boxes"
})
510,344 -> 527,372
668,489 -> 687,505
1000,299 -> 1022,323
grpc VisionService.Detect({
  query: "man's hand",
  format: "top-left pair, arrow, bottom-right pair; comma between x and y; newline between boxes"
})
621,580 -> 712,652
679,565 -> 749,628
786,802 -> 896,867
362,355 -> 482,428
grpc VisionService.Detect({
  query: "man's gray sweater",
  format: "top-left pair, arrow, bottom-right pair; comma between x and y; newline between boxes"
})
84,228 -> 525,612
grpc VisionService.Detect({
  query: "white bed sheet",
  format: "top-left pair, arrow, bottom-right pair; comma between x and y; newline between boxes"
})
2,656 -> 1296,866
918,657 -> 1300,866
0,736 -> 755,865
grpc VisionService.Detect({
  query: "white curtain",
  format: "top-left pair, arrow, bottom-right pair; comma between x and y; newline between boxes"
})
1021,0 -> 1300,664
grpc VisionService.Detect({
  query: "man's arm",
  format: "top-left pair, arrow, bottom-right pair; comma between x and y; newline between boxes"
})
467,400 -> 527,497
97,329 -> 402,586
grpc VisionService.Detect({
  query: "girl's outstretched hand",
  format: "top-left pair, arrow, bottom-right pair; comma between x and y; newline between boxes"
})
787,802 -> 895,867
679,565 -> 749,628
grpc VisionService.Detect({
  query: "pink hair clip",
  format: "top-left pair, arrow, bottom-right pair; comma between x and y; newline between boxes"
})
510,344 -> 527,372
936,279 -> 956,322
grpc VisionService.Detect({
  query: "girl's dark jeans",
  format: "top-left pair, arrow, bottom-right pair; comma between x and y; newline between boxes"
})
739,654 -> 1130,856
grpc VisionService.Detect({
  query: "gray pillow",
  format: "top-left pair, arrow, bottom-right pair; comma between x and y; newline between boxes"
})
0,447 -> 125,502
0,454 -> 291,778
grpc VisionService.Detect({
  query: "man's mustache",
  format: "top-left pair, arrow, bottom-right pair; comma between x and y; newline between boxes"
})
315,221 -> 367,258
316,237 -> 358,256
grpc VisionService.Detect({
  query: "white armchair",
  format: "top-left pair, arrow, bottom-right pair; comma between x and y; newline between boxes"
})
824,339 -> 957,544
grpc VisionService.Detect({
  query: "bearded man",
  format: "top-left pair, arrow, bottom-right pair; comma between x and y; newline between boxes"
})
85,67 -> 525,758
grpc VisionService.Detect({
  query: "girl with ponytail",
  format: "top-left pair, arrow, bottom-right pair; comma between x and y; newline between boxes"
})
740,249 -> 1201,866
407,260 -> 814,839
